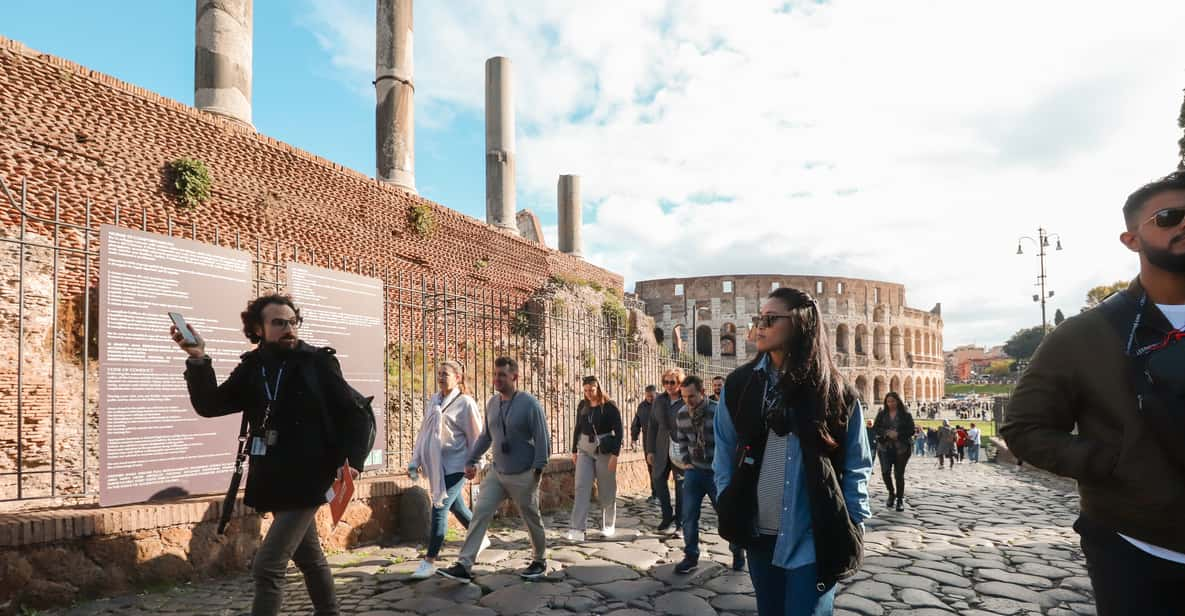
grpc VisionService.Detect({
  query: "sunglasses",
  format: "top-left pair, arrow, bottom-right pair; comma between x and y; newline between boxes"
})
751,314 -> 793,329
269,317 -> 303,329
662,379 -> 678,385
1141,207 -> 1185,229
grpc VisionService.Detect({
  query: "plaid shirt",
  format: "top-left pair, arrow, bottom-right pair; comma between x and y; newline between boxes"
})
675,398 -> 717,470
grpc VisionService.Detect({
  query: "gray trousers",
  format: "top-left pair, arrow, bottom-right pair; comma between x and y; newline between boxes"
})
569,438 -> 617,532
252,506 -> 338,616
458,468 -> 547,569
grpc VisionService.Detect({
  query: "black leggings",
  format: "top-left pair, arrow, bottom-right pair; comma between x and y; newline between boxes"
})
879,449 -> 910,499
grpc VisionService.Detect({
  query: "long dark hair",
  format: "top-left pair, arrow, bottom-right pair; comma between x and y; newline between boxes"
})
768,287 -> 850,453
882,392 -> 906,413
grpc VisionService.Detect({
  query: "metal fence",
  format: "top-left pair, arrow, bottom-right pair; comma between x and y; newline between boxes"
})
0,174 -> 737,506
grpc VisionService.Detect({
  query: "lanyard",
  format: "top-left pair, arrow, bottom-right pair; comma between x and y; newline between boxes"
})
1127,293 -> 1185,358
499,392 -> 519,437
261,363 -> 285,427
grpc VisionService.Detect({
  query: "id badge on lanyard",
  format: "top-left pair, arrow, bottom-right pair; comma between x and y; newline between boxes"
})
254,363 -> 284,456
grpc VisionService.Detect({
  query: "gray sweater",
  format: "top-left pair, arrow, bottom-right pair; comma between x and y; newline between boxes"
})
468,391 -> 551,475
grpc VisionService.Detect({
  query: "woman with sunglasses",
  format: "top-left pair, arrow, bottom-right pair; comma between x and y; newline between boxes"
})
408,360 -> 486,580
873,392 -> 915,512
714,287 -> 872,616
567,375 -> 624,541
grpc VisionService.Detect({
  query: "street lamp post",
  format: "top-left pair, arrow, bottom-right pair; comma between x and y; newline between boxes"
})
1016,228 -> 1063,332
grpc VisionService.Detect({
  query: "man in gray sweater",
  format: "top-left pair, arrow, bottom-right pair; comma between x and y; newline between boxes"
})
438,357 -> 551,583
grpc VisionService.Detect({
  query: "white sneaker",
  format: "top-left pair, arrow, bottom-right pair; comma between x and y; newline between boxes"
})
409,559 -> 436,580
478,535 -> 492,555
565,529 -> 586,542
601,525 -> 616,538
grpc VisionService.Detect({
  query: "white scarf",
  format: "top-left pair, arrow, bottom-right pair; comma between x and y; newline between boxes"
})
412,389 -> 460,508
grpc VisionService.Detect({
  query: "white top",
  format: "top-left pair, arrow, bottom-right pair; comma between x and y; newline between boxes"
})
1118,304 -> 1185,564
967,427 -> 981,445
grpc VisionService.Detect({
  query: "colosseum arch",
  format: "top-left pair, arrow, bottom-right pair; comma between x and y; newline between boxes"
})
873,326 -> 886,360
890,327 -> 902,361
912,330 -> 921,357
890,375 -> 901,395
935,377 -> 943,400
873,376 -> 886,402
836,323 -> 850,353
695,325 -> 713,357
873,304 -> 886,323
854,324 -> 868,355
921,378 -> 930,402
720,322 -> 737,357
903,328 -> 912,356
854,375 -> 869,404
654,327 -> 665,346
903,376 -> 914,402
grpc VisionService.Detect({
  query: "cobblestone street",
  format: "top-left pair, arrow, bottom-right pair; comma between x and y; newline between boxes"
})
47,459 -> 1095,616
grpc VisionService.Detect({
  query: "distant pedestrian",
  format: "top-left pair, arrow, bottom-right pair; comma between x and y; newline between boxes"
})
873,392 -> 916,512
913,426 -> 926,456
866,418 -> 877,464
630,385 -> 658,502
715,287 -> 872,616
966,423 -> 982,463
1002,172 -> 1185,613
567,375 -> 623,541
710,375 -> 724,402
955,425 -> 968,462
926,426 -> 938,456
936,420 -> 956,468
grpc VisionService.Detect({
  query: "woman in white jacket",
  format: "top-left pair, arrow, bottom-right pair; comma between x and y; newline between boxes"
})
408,360 -> 485,579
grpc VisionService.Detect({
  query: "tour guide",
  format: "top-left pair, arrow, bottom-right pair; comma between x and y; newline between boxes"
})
1003,171 -> 1185,614
173,293 -> 370,616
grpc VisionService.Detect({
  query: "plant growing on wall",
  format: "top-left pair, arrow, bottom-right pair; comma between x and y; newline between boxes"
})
409,204 -> 435,237
166,157 -> 212,210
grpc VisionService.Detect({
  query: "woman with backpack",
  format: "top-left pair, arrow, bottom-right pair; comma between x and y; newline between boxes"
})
408,360 -> 485,580
714,287 -> 873,615
873,392 -> 916,512
567,375 -> 624,541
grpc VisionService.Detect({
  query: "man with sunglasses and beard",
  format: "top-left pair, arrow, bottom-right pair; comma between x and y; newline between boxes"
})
1003,171 -> 1185,615
647,367 -> 687,534
173,294 -> 368,616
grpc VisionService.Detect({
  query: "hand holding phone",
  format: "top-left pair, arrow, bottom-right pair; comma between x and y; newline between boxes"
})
168,312 -> 206,358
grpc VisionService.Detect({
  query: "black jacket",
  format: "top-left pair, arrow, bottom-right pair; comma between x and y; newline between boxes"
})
646,392 -> 683,481
873,408 -> 916,454
184,341 -> 360,512
571,400 -> 624,456
631,399 -> 653,450
720,358 -> 864,589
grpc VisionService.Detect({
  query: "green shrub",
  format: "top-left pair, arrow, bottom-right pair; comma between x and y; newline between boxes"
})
166,157 -> 212,210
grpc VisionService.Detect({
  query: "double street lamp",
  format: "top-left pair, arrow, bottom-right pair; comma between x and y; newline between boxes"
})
1016,228 -> 1063,332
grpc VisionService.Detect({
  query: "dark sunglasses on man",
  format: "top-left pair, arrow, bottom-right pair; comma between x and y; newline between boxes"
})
1140,206 -> 1185,229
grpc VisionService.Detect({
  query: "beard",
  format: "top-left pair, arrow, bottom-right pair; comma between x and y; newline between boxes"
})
1144,241 -> 1185,273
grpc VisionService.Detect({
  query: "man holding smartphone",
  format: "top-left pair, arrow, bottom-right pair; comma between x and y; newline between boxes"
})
171,294 -> 366,616
437,356 -> 551,583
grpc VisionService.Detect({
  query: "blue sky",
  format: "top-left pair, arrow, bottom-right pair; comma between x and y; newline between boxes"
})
0,0 -> 488,225
4,1 -> 1185,347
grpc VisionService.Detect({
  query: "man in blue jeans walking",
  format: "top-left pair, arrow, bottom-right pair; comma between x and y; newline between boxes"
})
672,375 -> 744,574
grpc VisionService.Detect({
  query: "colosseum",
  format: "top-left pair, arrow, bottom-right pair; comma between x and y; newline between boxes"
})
633,274 -> 945,409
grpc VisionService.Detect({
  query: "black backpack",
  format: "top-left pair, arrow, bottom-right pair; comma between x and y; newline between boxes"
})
309,348 -> 377,470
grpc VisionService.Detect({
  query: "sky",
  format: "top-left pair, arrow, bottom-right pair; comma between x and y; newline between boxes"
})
3,0 -> 1184,349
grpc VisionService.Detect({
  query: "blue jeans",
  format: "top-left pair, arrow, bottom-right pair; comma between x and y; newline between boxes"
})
681,468 -> 742,560
747,538 -> 836,616
914,438 -> 925,456
968,443 -> 980,462
426,472 -> 473,558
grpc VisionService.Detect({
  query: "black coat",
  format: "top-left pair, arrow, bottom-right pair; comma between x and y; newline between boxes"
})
184,341 -> 359,512
646,392 -> 683,481
630,400 -> 653,450
873,408 -> 916,454
571,400 -> 624,456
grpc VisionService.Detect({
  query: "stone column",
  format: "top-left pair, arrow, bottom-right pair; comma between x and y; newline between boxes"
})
376,0 -> 416,192
195,0 -> 253,126
557,174 -> 582,256
486,57 -> 516,232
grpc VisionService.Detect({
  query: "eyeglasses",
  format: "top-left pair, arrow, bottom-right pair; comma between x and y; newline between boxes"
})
1140,207 -> 1185,229
751,313 -> 793,329
662,379 -> 678,385
269,317 -> 303,329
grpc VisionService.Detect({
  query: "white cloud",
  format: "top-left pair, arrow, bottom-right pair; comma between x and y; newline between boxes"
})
301,0 -> 1185,347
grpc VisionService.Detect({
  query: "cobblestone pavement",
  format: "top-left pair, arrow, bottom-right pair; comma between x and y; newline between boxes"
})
47,460 -> 1095,616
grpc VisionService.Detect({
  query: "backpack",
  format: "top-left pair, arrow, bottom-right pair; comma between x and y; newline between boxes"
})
307,348 -> 377,470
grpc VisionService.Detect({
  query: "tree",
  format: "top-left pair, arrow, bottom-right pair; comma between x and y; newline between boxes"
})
985,359 -> 1015,377
1004,326 -> 1046,360
1053,309 -> 1065,326
1083,281 -> 1128,312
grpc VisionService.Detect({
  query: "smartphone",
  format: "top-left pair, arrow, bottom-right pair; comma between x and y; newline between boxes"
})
168,312 -> 199,346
